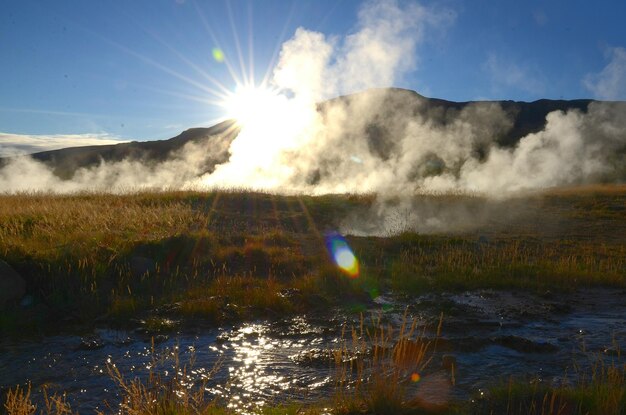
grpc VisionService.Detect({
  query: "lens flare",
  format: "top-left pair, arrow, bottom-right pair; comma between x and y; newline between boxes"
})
411,372 -> 421,383
325,233 -> 359,278
212,48 -> 225,63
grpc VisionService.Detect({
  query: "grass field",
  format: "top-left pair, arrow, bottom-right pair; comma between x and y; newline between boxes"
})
0,185 -> 624,332
1,185 -> 625,413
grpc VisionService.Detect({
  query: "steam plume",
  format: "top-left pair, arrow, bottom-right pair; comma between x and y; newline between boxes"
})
0,0 -> 624,222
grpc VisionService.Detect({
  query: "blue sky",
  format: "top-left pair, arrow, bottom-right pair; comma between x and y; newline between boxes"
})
2,0 -> 626,144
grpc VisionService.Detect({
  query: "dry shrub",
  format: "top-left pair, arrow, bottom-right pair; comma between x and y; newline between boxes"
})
4,383 -> 73,415
333,311 -> 448,414
102,342 -> 222,415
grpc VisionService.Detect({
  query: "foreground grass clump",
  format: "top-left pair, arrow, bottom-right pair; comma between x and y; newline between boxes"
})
332,312 -> 447,414
0,187 -> 625,333
3,382 -> 318,415
3,384 -> 74,415
6,363 -> 625,414
475,357 -> 626,415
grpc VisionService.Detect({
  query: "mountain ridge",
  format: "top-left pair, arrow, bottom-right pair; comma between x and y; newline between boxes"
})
2,88 -> 621,180
2,120 -> 239,179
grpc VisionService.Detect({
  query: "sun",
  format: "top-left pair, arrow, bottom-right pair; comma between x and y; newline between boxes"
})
205,81 -> 319,189
222,84 -> 284,129
218,82 -> 316,164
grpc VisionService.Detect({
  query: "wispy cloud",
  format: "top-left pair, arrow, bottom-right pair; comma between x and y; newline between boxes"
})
483,53 -> 545,96
583,46 -> 626,100
0,132 -> 127,157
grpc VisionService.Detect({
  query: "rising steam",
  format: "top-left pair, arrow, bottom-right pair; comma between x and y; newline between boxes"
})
1,0 -> 625,215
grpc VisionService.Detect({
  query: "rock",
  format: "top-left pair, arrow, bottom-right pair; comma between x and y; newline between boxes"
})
76,335 -> 105,351
0,259 -> 26,309
221,303 -> 242,321
291,348 -> 335,367
114,336 -> 134,346
215,331 -> 230,344
493,335 -> 558,353
130,256 -> 157,277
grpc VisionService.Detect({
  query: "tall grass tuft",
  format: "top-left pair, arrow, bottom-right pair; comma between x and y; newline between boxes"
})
483,355 -> 626,415
4,383 -> 74,415
333,311 -> 446,414
101,341 -> 223,415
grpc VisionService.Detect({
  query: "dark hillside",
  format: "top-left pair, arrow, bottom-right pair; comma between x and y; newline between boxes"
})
4,89 -> 622,180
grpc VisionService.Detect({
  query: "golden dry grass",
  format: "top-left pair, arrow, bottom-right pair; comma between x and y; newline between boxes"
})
0,186 -> 623,333
332,312 -> 447,414
481,358 -> 626,415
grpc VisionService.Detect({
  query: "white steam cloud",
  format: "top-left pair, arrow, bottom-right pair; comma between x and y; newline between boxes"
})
0,0 -> 624,233
0,132 -> 233,193
199,0 -> 624,197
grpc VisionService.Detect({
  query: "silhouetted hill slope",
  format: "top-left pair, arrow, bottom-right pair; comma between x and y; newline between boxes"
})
429,96 -> 592,146
322,88 -> 595,148
11,120 -> 239,179
3,89 -> 622,180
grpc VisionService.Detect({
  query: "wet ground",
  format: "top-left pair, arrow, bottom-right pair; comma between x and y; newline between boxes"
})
1,288 -> 625,413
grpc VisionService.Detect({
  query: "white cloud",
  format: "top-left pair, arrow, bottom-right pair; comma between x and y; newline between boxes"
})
484,53 -> 545,96
0,132 -> 127,157
583,46 -> 626,100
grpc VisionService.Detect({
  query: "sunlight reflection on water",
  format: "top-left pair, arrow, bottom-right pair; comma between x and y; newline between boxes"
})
1,289 -> 626,413
204,321 -> 336,412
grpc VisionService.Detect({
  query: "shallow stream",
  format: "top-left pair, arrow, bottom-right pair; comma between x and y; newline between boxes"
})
1,288 -> 625,413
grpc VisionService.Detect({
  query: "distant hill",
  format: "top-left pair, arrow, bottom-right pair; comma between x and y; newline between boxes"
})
320,87 -> 595,149
1,120 -> 240,179
2,88 -> 620,180
417,94 -> 592,146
